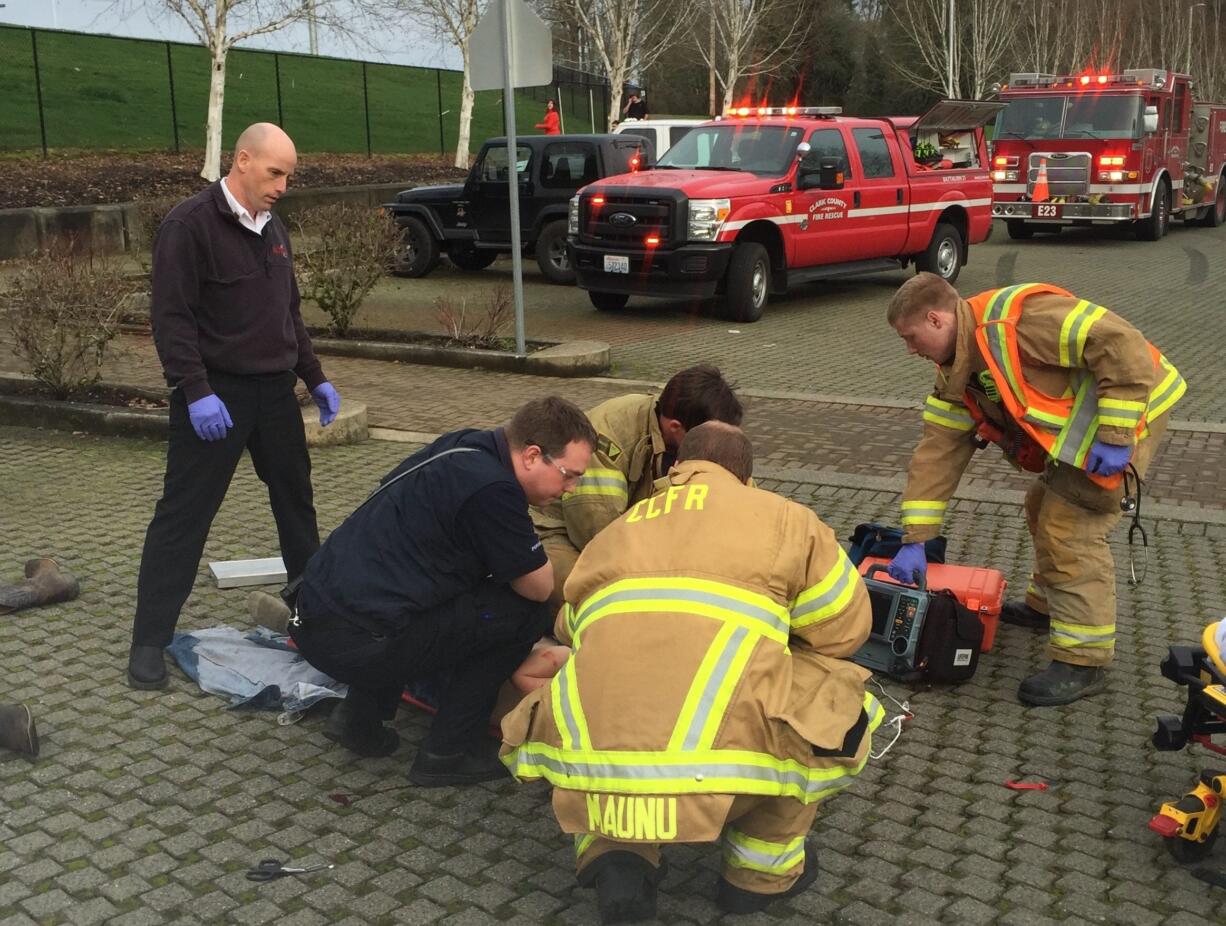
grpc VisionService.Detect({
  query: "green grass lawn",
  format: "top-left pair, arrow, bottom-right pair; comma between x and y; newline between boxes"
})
0,26 -> 609,155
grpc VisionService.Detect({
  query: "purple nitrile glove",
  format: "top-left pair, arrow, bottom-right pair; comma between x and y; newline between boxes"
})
187,394 -> 233,442
1086,441 -> 1132,476
887,542 -> 927,585
312,382 -> 340,427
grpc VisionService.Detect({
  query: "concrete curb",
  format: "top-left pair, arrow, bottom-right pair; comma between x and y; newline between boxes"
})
311,335 -> 611,377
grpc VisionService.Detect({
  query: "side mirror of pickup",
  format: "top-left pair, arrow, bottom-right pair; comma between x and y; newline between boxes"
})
799,157 -> 846,190
1143,105 -> 1159,134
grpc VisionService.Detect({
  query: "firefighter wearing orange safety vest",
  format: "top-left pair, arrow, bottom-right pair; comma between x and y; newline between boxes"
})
531,365 -> 743,607
502,422 -> 882,923
886,273 -> 1185,706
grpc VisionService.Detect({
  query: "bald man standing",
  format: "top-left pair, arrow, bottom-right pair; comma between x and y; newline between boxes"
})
128,123 -> 341,690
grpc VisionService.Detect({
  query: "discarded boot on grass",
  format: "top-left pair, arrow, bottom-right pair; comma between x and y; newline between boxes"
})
0,558 -> 80,615
0,703 -> 39,757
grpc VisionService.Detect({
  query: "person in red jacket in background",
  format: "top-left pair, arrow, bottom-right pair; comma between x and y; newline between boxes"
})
536,99 -> 561,135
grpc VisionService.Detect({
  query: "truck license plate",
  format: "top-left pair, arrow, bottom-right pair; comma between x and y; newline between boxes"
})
1033,203 -> 1061,219
603,255 -> 630,274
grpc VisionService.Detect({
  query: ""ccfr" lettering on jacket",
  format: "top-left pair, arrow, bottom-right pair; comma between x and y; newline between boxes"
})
625,484 -> 707,523
585,794 -> 679,840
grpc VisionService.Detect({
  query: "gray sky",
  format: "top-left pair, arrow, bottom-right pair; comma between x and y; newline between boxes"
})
0,0 -> 462,70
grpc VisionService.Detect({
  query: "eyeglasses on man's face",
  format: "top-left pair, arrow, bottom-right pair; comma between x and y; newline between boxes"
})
543,453 -> 582,486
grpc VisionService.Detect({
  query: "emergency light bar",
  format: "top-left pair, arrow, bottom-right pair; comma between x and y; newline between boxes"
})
1004,68 -> 1169,91
722,105 -> 842,118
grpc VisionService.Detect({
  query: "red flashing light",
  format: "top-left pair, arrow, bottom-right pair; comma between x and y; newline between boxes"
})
737,106 -> 750,117
1080,75 -> 1091,86
591,195 -> 605,205
994,156 -> 1008,167
629,156 -> 641,171
645,235 -> 660,247
1097,75 -> 1108,85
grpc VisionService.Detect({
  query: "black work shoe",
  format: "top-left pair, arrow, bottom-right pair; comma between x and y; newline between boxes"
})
127,644 -> 168,690
579,851 -> 664,924
408,744 -> 509,788
716,840 -> 819,915
323,698 -> 399,757
1000,601 -> 1050,629
1017,660 -> 1107,706
0,703 -> 39,757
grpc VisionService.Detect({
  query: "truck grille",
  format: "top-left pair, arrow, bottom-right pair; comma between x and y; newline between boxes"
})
1028,152 -> 1091,197
581,195 -> 673,247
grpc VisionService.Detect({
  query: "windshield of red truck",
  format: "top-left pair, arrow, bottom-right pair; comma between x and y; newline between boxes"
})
995,95 -> 1142,140
657,124 -> 806,175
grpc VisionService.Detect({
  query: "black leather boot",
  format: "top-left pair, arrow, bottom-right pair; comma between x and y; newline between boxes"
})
1000,600 -> 1050,629
578,851 -> 664,924
716,840 -> 818,914
1018,660 -> 1107,706
323,697 -> 399,757
127,644 -> 168,690
408,742 -> 508,787
0,703 -> 39,757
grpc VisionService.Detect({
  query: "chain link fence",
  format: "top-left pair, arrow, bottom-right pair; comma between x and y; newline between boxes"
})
0,26 -> 610,156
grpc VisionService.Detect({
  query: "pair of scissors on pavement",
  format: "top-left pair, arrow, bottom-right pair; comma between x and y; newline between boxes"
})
246,858 -> 334,882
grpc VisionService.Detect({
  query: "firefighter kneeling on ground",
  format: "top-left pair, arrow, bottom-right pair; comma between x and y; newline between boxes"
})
501,421 -> 882,923
886,273 -> 1186,706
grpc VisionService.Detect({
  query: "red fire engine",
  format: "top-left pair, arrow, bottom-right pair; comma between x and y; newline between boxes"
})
567,101 -> 1002,322
991,68 -> 1226,240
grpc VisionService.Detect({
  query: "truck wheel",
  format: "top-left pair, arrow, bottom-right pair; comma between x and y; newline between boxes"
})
1199,178 -> 1226,228
589,291 -> 629,312
448,243 -> 498,271
1006,220 -> 1034,240
1137,184 -> 1170,240
721,242 -> 770,323
535,221 -> 575,284
392,216 -> 440,277
915,223 -> 964,283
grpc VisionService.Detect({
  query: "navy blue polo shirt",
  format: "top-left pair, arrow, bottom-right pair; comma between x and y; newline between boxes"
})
300,428 -> 546,632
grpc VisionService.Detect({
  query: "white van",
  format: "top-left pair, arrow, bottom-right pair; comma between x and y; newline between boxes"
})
613,119 -> 707,159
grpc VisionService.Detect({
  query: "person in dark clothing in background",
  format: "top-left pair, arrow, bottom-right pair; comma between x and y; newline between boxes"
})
127,122 -> 341,691
290,397 -> 596,788
623,91 -> 648,121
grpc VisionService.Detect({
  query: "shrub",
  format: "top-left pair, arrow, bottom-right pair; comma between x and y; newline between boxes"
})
1,240 -> 140,399
293,204 -> 401,338
434,285 -> 513,349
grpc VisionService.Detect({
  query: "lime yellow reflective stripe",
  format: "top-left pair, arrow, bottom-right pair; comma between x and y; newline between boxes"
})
901,499 -> 947,526
723,830 -> 805,875
572,577 -> 791,646
1058,300 -> 1107,368
790,549 -> 858,630
575,834 -> 596,859
1097,396 -> 1145,429
1050,620 -> 1115,649
668,624 -> 757,752
568,467 -> 629,500
1147,357 -> 1186,421
1050,374 -> 1098,466
563,602 -> 577,637
981,286 -> 1029,405
551,658 -> 592,751
923,396 -> 975,432
1023,407 -> 1067,428
502,743 -> 873,802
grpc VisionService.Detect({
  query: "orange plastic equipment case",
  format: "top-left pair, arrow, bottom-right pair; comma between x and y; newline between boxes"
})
857,558 -> 1007,652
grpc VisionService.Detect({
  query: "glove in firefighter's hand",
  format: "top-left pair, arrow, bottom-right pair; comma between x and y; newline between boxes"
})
1086,441 -> 1131,477
887,542 -> 927,586
311,382 -> 341,427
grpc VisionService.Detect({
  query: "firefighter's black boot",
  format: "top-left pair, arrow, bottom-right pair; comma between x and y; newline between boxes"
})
716,840 -> 819,914
579,851 -> 663,924
1018,660 -> 1107,706
127,644 -> 168,690
408,742 -> 507,787
1000,600 -> 1050,629
324,696 -> 399,758
0,703 -> 39,757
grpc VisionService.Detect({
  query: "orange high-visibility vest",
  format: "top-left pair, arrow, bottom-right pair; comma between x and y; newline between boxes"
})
965,283 -> 1185,489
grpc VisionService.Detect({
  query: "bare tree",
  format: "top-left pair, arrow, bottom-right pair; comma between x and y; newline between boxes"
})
964,0 -> 1015,98
554,0 -> 695,129
889,0 -> 959,95
693,0 -> 810,111
889,0 -> 1021,98
388,0 -> 488,169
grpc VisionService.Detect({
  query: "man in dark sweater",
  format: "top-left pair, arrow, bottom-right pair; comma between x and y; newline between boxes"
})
291,397 -> 596,787
127,122 -> 341,690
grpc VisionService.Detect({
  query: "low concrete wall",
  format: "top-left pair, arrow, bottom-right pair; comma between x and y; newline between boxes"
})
0,182 -> 413,261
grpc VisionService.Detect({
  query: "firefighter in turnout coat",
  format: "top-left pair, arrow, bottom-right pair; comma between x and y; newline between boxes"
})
502,423 -> 882,922
886,274 -> 1185,706
531,365 -> 742,607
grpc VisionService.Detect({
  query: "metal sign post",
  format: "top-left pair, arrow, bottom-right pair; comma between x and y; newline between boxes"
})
470,0 -> 553,357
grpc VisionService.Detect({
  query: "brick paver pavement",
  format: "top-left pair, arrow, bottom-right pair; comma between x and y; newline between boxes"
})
0,425 -> 1220,926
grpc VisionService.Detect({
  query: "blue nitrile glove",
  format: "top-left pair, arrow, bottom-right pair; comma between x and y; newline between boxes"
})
887,542 -> 927,585
311,382 -> 341,426
1086,441 -> 1132,476
187,394 -> 233,442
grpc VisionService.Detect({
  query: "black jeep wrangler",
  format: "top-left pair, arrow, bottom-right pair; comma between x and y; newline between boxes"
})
385,133 -> 652,284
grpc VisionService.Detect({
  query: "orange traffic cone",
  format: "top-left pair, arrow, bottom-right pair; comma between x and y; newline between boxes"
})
1032,158 -> 1050,202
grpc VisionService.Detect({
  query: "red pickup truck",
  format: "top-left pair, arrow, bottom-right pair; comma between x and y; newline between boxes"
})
568,100 -> 1003,321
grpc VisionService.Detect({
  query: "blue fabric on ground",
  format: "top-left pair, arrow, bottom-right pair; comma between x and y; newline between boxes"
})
167,625 -> 346,712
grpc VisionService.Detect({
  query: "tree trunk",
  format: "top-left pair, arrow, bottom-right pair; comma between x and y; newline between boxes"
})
202,44 -> 228,182
708,15 -> 717,116
454,44 -> 475,170
608,85 -> 623,131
